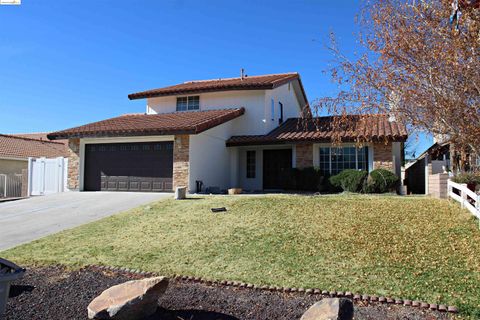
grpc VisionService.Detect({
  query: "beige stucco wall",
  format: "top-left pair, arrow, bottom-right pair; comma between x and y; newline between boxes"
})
0,158 -> 27,174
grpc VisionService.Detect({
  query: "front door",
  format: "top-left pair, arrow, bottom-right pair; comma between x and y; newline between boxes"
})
263,149 -> 292,190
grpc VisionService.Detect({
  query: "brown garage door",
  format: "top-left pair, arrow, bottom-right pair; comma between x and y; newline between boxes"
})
84,142 -> 173,192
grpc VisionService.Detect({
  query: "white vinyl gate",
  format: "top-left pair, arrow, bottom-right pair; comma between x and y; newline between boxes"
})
28,157 -> 68,196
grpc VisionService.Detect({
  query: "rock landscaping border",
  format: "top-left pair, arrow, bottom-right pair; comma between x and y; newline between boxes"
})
83,264 -> 458,315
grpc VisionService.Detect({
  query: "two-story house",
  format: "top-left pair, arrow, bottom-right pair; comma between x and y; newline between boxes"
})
48,72 -> 407,193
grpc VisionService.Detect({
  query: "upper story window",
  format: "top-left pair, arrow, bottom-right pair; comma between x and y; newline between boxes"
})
271,98 -> 275,121
176,96 -> 199,111
278,102 -> 284,124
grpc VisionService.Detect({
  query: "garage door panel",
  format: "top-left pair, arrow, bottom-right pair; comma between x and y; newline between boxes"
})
85,142 -> 173,192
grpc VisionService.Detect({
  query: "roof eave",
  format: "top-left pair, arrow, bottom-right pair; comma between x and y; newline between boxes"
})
48,129 -> 198,140
128,85 -> 275,100
226,135 -> 408,147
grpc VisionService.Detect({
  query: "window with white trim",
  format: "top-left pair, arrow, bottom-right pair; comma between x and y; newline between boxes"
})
319,146 -> 369,175
176,96 -> 199,111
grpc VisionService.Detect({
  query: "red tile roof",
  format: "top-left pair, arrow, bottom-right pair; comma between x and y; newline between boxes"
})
12,132 -> 68,145
226,115 -> 408,146
0,134 -> 68,159
128,73 -> 307,101
48,108 -> 245,140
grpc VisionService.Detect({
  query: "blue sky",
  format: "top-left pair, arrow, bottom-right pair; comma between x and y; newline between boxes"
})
0,0 -> 431,157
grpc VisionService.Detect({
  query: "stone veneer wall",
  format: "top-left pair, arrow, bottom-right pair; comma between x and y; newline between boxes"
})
295,144 -> 313,168
173,135 -> 190,190
67,138 -> 80,190
373,142 -> 394,172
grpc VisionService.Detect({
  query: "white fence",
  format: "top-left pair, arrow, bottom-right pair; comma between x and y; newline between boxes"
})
0,174 -> 23,198
28,157 -> 68,196
447,180 -> 480,219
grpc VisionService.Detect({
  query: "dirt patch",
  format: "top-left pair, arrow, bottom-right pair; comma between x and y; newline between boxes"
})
5,266 -> 451,320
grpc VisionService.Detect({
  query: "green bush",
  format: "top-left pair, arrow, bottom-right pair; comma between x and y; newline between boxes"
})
364,169 -> 399,193
329,169 -> 368,193
282,167 -> 332,192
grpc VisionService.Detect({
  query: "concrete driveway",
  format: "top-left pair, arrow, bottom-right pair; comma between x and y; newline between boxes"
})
0,192 -> 171,251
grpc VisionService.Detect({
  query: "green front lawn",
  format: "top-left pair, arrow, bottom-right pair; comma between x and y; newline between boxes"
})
3,195 -> 480,317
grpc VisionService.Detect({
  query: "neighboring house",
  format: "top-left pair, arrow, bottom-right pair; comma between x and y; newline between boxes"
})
0,134 -> 67,175
48,72 -> 407,193
405,140 -> 479,195
13,132 -> 68,146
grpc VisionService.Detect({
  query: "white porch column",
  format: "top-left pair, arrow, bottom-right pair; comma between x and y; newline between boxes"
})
229,147 -> 240,188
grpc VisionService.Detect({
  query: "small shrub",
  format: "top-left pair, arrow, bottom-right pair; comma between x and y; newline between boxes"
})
329,169 -> 368,193
451,172 -> 480,185
364,169 -> 399,193
282,167 -> 332,192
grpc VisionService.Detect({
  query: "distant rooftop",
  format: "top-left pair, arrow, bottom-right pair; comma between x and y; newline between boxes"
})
0,134 -> 68,159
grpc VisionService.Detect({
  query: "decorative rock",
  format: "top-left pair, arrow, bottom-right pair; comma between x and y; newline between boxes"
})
412,301 -> 420,307
300,298 -> 354,320
395,299 -> 403,305
353,294 -> 362,301
298,288 -> 305,293
337,291 -> 344,297
306,289 -> 313,294
291,288 -> 298,292
313,289 -> 321,294
322,290 -> 329,295
403,300 -> 412,306
438,304 -> 447,312
429,303 -> 438,310
378,296 -> 386,303
447,306 -> 458,313
420,302 -> 430,309
386,297 -> 394,304
362,294 -> 369,301
246,284 -> 254,289
344,292 -> 352,298
330,291 -> 337,297
87,277 -> 168,320
369,295 -> 378,302
283,287 -> 291,292
220,280 -> 227,285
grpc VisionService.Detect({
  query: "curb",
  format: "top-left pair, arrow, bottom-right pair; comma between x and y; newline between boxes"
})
85,264 -> 458,314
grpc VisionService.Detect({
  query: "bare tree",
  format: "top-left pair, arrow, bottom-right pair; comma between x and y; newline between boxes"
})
312,0 -> 480,168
